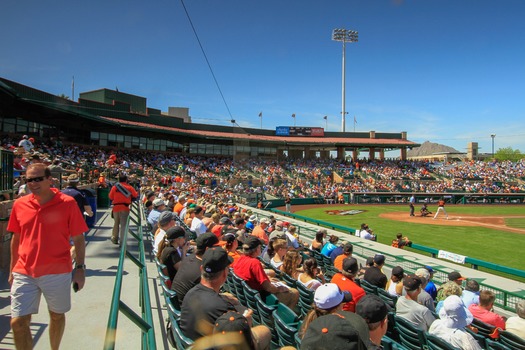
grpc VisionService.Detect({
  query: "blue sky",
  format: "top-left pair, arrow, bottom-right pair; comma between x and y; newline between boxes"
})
2,0 -> 525,155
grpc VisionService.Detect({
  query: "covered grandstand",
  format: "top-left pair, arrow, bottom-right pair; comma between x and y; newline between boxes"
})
0,77 -> 419,161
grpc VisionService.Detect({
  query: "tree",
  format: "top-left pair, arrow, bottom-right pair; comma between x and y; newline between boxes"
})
57,94 -> 70,100
494,147 -> 523,162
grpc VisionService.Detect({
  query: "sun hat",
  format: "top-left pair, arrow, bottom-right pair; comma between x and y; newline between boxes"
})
439,295 -> 474,329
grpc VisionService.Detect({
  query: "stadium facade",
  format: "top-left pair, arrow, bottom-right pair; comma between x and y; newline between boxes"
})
0,77 -> 419,160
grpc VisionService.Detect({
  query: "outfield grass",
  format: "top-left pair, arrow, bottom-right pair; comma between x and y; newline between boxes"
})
294,205 -> 525,273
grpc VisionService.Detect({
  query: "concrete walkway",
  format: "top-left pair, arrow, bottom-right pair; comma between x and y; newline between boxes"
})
0,208 -> 169,350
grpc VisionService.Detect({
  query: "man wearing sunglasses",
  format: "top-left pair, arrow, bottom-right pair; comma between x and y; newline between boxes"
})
8,163 -> 88,350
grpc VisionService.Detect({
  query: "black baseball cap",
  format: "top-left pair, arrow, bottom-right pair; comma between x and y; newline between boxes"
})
301,314 -> 367,350
356,294 -> 388,324
403,274 -> 422,291
342,257 -> 359,274
196,232 -> 219,250
166,226 -> 186,240
202,246 -> 233,273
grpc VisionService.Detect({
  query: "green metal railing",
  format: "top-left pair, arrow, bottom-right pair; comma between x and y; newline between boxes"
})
104,201 -> 156,350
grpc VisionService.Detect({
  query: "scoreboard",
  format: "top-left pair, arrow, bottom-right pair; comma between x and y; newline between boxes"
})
275,126 -> 325,137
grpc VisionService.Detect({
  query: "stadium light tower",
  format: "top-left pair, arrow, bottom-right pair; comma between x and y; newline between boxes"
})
491,134 -> 496,158
332,28 -> 358,132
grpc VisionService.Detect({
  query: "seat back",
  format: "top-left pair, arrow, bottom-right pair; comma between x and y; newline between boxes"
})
168,312 -> 194,349
485,338 -> 512,350
311,250 -> 325,270
296,282 -> 314,318
240,280 -> 261,325
281,272 -> 297,288
377,287 -> 398,310
471,318 -> 497,339
360,278 -> 379,295
161,282 -> 181,314
499,330 -> 525,350
425,333 -> 461,350
230,272 -> 247,306
273,304 -> 300,347
255,293 -> 279,348
394,315 -> 428,350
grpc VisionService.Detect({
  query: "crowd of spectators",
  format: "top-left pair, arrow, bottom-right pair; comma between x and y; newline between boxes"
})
2,133 -> 525,202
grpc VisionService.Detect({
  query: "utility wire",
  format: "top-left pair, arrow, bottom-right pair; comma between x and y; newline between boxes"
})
179,0 -> 234,124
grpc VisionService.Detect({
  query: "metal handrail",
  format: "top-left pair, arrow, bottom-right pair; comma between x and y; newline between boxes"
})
104,201 -> 156,350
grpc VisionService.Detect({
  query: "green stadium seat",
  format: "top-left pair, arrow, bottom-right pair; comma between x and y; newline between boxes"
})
394,315 -> 428,350
425,333 -> 461,350
272,303 -> 300,347
499,330 -> 525,350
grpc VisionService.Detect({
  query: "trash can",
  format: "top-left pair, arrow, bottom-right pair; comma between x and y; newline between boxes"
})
81,188 -> 97,228
97,187 -> 110,208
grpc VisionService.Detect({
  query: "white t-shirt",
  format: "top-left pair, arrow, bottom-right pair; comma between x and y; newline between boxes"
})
428,319 -> 482,350
153,228 -> 166,255
506,316 -> 525,339
190,217 -> 207,236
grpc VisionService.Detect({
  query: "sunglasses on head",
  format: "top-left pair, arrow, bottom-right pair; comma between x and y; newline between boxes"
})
26,176 -> 46,183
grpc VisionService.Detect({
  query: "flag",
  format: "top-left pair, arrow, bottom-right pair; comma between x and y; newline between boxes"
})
292,113 -> 296,118
258,112 -> 262,117
354,116 -> 357,124
323,116 -> 327,120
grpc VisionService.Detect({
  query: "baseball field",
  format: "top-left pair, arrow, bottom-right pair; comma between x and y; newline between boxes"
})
292,203 -> 525,278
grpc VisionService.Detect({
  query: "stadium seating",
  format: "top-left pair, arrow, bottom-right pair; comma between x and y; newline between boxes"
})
272,303 -> 300,347
485,338 -> 512,350
254,294 -> 280,348
394,315 -> 428,350
360,278 -> 379,295
425,333 -> 461,350
295,282 -> 314,318
230,272 -> 248,306
471,318 -> 497,339
377,287 -> 398,310
280,272 -> 297,288
499,330 -> 525,349
167,312 -> 194,350
240,280 -> 262,325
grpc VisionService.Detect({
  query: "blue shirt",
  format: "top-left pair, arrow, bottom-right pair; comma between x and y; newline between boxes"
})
321,242 -> 337,257
461,290 -> 480,308
425,280 -> 438,300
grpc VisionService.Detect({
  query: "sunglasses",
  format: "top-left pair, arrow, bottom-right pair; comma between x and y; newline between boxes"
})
26,176 -> 46,183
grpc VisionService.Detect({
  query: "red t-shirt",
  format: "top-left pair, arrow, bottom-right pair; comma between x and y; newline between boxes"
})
330,273 -> 366,312
233,255 -> 269,292
8,189 -> 88,277
468,304 -> 506,330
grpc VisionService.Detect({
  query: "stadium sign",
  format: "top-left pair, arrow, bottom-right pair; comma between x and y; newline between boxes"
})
275,126 -> 325,137
438,250 -> 466,264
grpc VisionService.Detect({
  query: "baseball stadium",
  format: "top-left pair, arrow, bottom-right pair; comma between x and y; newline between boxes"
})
1,77 -> 525,349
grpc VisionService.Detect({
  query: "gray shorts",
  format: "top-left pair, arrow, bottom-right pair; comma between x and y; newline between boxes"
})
11,272 -> 72,317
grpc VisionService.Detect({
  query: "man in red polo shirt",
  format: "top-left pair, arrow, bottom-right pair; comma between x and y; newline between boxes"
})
8,163 -> 88,350
233,236 -> 298,309
109,174 -> 138,245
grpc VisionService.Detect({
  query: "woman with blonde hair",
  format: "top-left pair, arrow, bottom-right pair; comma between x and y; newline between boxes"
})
281,250 -> 302,278
269,239 -> 288,270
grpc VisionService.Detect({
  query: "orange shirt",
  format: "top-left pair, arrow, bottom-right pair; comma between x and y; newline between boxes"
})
251,226 -> 269,245
333,254 -> 349,271
109,182 -> 138,212
173,202 -> 185,215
